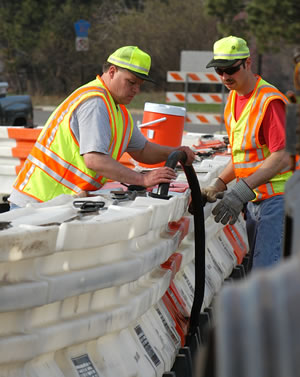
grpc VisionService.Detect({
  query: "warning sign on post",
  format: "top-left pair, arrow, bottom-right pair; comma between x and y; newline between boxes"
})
74,20 -> 90,52
75,37 -> 89,52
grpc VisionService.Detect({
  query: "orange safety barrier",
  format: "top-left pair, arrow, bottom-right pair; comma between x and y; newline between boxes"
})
2,128 -> 138,174
7,128 -> 41,174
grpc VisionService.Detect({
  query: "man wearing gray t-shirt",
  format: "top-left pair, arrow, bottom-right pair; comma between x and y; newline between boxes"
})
10,46 -> 195,208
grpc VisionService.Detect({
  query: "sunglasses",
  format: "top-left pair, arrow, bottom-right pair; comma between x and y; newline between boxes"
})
215,60 -> 245,76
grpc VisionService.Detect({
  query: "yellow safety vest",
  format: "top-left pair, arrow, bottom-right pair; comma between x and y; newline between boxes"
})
224,76 -> 292,201
13,75 -> 134,202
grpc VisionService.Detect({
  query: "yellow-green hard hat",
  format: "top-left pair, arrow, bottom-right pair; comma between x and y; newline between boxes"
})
107,46 -> 155,82
206,36 -> 250,68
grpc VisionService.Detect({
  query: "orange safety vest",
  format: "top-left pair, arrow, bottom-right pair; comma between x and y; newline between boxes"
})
224,76 -> 292,201
295,155 -> 300,170
13,75 -> 134,202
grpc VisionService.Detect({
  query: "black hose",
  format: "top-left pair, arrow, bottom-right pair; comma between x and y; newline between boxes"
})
157,150 -> 187,197
183,164 -> 206,334
154,150 -> 206,335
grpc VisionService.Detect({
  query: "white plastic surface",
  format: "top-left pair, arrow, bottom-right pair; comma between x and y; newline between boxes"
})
0,138 -> 251,376
144,102 -> 186,117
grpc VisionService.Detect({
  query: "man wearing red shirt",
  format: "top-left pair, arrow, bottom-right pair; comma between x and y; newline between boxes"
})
202,36 -> 292,269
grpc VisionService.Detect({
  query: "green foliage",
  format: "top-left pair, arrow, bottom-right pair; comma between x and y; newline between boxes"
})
0,0 -> 298,95
204,0 -> 300,52
0,0 -> 104,94
246,0 -> 300,52
204,0 -> 248,37
0,0 -> 219,95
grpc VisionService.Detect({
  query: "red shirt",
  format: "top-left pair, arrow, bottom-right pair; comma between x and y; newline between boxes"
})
235,93 -> 286,152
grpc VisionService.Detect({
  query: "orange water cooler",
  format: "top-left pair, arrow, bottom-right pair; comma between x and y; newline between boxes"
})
139,102 -> 186,168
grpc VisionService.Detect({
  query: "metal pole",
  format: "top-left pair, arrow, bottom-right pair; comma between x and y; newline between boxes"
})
184,73 -> 189,129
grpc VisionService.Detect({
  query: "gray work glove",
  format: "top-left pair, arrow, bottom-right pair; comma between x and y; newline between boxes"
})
212,179 -> 256,225
201,177 -> 227,203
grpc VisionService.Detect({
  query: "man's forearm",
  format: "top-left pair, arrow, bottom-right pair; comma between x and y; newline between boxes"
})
244,149 -> 290,190
219,160 -> 236,185
129,142 -> 195,165
83,152 -> 177,188
84,152 -> 144,185
129,141 -> 173,164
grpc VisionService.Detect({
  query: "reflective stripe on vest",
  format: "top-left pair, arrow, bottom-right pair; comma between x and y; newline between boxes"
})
224,76 -> 292,201
13,75 -> 134,202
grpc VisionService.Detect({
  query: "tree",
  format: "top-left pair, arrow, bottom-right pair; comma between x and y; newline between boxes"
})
204,0 -> 300,52
246,0 -> 300,52
0,0 -> 102,94
92,0 -> 218,90
0,0 -> 49,92
204,0 -> 299,81
204,0 -> 248,38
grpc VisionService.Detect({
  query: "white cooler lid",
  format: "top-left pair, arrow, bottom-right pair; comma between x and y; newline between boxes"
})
144,102 -> 186,117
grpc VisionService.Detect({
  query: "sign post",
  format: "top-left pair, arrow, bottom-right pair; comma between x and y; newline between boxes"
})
74,19 -> 91,51
74,20 -> 90,84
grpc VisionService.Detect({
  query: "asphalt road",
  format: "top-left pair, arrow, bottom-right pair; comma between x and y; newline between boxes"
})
34,107 -> 225,134
33,107 -> 144,128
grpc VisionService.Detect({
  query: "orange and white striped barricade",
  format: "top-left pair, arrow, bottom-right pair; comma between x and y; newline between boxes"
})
166,71 -> 226,128
166,92 -> 226,104
185,112 -> 223,125
167,71 -> 222,84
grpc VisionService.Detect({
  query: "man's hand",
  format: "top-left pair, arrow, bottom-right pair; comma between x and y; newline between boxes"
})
141,167 -> 177,187
201,177 -> 227,203
73,191 -> 89,198
212,179 -> 256,225
176,146 -> 196,165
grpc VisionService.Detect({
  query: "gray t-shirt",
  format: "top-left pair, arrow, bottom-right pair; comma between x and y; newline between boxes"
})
10,97 -> 147,206
72,97 -> 147,154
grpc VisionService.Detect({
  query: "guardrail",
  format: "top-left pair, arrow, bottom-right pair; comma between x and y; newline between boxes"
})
0,155 -> 249,376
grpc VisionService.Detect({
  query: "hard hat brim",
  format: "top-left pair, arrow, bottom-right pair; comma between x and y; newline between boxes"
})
206,58 -> 240,69
128,69 -> 156,83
